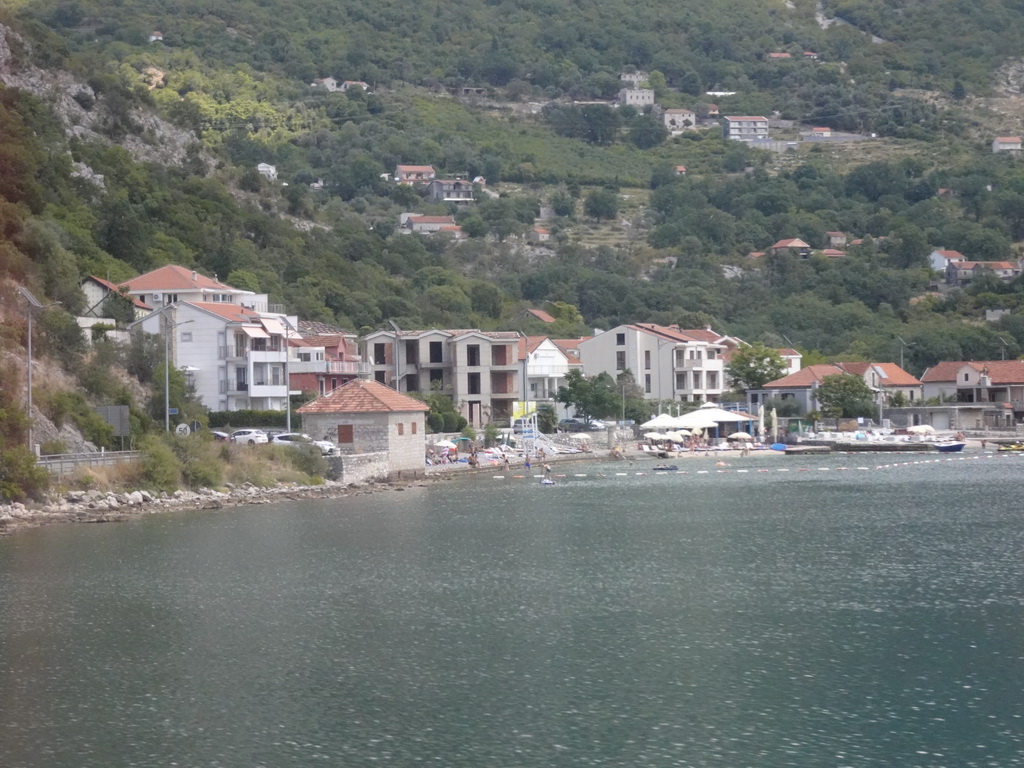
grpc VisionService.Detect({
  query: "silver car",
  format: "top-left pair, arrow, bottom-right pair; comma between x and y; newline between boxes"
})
271,432 -> 336,456
229,428 -> 269,445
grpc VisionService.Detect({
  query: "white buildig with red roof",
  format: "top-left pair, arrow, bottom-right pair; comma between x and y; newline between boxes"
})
579,324 -> 746,403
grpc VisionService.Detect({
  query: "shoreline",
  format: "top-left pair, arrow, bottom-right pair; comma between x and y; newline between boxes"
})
1,442 -> 991,537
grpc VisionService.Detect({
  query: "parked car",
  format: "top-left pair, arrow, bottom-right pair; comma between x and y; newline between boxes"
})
229,429 -> 269,445
558,418 -> 606,432
211,430 -> 231,442
271,432 -> 336,455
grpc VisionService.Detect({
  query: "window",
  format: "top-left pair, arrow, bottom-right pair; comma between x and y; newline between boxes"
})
330,377 -> 337,391
644,373 -> 651,393
616,351 -> 626,370
467,344 -> 481,366
964,373 -> 970,382
374,343 -> 387,365
707,372 -> 718,389
616,333 -> 625,345
644,350 -> 651,370
429,369 -> 444,387
412,422 -> 418,435
429,341 -> 443,363
337,424 -> 354,444
299,352 -> 311,362
707,349 -> 717,360
468,372 -> 481,394
405,340 -> 419,364
397,423 -> 404,436
319,379 -> 326,395
181,331 -> 193,343
375,370 -> 386,384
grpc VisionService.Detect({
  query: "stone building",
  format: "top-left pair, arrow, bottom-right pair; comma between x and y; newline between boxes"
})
297,379 -> 429,481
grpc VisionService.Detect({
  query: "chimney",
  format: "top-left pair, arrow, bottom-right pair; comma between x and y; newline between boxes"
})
192,270 -> 197,281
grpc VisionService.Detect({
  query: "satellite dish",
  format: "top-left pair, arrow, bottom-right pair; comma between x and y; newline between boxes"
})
175,423 -> 190,436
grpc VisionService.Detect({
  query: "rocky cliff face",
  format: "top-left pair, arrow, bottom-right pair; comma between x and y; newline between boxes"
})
0,22 -> 203,170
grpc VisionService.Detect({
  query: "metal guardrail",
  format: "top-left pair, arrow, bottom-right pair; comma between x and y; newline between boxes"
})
36,451 -> 141,476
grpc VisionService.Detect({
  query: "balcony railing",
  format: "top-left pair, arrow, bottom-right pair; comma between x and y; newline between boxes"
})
289,360 -> 371,375
220,380 -> 248,393
220,346 -> 246,360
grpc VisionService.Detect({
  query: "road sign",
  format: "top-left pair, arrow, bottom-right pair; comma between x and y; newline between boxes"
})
168,408 -> 179,415
175,423 -> 189,436
191,420 -> 202,433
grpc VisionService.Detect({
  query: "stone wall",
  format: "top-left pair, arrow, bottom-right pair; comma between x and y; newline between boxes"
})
324,451 -> 391,484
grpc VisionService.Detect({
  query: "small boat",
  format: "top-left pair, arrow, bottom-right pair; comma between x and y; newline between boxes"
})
540,478 -> 556,485
652,464 -> 678,472
998,443 -> 1024,452
933,440 -> 966,453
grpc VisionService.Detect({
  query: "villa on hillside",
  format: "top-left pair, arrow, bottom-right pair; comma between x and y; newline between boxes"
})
394,165 -> 436,183
946,260 -> 1022,286
992,136 -> 1022,153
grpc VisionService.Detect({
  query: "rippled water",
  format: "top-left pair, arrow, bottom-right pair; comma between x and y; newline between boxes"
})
2,453 -> 1024,767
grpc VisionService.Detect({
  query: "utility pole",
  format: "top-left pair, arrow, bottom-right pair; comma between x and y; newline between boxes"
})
18,288 -> 60,452
161,308 -> 193,432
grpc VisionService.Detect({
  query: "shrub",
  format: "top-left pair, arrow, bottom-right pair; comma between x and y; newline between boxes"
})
0,446 -> 49,502
279,443 -> 327,479
39,439 -> 67,455
137,434 -> 181,492
170,434 -> 224,489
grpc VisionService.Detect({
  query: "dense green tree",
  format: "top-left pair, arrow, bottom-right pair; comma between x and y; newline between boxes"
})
726,343 -> 788,391
815,374 -> 876,419
584,189 -> 619,221
556,370 -> 620,422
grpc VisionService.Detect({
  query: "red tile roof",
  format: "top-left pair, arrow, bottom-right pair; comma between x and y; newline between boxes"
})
86,275 -> 151,309
517,335 -> 549,357
765,362 -> 920,388
184,301 -> 262,323
297,378 -> 429,414
771,238 -> 810,249
526,308 -> 556,323
120,265 -> 237,293
921,360 -> 1024,384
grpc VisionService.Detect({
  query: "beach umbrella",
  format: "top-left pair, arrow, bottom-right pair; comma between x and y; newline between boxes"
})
757,404 -> 765,436
770,407 -> 778,441
907,424 -> 935,434
643,432 -> 665,440
434,439 -> 458,449
640,414 -> 678,429
691,427 -> 703,437
664,430 -> 689,441
728,431 -> 753,440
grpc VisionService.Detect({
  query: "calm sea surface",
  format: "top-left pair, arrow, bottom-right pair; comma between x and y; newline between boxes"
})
2,453 -> 1024,767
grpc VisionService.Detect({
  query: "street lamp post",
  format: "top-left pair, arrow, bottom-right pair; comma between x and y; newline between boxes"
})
17,287 -> 60,452
284,319 -> 292,433
163,313 -> 193,432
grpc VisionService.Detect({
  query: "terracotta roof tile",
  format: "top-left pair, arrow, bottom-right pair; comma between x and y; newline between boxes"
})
296,379 -> 429,414
526,308 -> 556,323
120,265 -> 239,293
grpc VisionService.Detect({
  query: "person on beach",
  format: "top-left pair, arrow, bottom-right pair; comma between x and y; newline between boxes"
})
543,463 -> 552,479
503,455 -> 511,471
524,455 -> 531,471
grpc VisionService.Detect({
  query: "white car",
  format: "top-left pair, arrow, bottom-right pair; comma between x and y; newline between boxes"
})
230,428 -> 269,445
271,432 -> 336,455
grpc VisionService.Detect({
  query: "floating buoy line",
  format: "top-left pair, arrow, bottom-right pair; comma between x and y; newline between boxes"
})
489,453 -> 1018,481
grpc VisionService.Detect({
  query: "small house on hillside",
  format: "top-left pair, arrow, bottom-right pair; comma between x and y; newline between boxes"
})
769,238 -> 811,258
297,378 -> 429,480
256,163 -> 277,180
394,165 -> 436,183
992,136 -> 1022,153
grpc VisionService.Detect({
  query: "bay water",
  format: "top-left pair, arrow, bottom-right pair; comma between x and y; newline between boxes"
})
2,453 -> 1023,767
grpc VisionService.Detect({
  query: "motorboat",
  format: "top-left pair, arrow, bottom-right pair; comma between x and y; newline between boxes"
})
933,440 -> 966,453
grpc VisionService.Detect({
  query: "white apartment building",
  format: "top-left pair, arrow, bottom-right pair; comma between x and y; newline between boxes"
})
519,336 -> 573,417
132,302 -> 292,412
121,265 -> 294,413
579,324 -> 742,403
361,329 -> 522,427
724,115 -> 769,142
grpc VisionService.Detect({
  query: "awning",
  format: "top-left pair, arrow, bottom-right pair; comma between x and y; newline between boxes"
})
239,325 -> 269,338
260,317 -> 287,336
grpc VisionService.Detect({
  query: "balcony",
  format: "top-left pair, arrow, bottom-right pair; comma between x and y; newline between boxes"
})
219,346 -> 245,360
250,382 -> 287,398
220,380 -> 248,393
289,360 -> 372,376
249,349 -> 287,364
